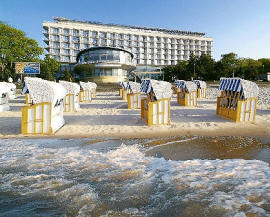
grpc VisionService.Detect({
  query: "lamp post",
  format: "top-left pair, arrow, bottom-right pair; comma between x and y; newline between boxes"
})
232,63 -> 236,78
193,62 -> 195,80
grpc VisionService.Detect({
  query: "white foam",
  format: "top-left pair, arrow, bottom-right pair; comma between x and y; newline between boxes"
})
0,139 -> 269,216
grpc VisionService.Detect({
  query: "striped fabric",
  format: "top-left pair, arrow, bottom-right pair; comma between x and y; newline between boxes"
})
140,79 -> 153,94
174,80 -> 197,92
118,82 -> 124,88
22,82 -> 29,94
219,77 -> 259,99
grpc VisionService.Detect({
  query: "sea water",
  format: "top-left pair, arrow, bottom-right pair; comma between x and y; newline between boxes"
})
0,137 -> 269,217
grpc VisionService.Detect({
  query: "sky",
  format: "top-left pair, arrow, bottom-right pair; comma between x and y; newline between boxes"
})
0,0 -> 270,60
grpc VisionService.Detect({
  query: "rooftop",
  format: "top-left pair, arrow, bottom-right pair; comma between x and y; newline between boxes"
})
49,17 -> 206,37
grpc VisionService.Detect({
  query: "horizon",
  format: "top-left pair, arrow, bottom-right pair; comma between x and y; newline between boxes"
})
1,0 -> 270,61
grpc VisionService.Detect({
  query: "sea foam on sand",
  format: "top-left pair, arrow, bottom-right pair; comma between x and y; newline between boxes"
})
0,139 -> 269,216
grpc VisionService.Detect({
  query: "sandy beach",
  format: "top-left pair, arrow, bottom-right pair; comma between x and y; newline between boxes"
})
1,89 -> 270,139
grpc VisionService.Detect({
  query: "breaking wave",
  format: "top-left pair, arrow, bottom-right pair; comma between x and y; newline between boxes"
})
0,139 -> 270,216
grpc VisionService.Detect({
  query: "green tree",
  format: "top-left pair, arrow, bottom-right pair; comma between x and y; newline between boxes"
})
238,58 -> 261,80
60,68 -> 74,81
186,53 -> 199,79
196,54 -> 216,80
216,53 -> 239,78
0,22 -> 43,81
258,58 -> 270,73
39,55 -> 60,81
163,60 -> 188,81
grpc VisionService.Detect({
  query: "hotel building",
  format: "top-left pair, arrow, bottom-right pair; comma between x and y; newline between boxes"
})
42,17 -> 213,66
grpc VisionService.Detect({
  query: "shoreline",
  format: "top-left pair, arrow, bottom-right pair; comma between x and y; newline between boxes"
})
1,126 -> 270,142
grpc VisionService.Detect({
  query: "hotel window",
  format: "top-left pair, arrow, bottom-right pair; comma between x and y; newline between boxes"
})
74,43 -> 79,49
118,40 -> 123,46
207,41 -> 211,45
74,50 -> 80,56
53,49 -> 60,54
63,28 -> 69,35
156,54 -> 161,59
63,56 -> 70,62
143,42 -> 147,47
53,42 -> 60,48
82,30 -> 89,37
108,39 -> 113,46
107,33 -> 113,39
92,39 -> 98,45
92,31 -> 98,38
83,38 -> 89,43
84,44 -> 89,49
142,36 -> 147,41
125,34 -> 131,40
134,41 -> 138,47
54,56 -> 60,61
73,29 -> 79,36
100,32 -> 106,38
73,37 -> 79,43
101,39 -> 107,46
133,35 -> 139,41
116,34 -> 123,39
53,35 -> 59,41
63,36 -> 69,42
52,28 -> 59,34
63,49 -> 69,55
62,42 -> 69,48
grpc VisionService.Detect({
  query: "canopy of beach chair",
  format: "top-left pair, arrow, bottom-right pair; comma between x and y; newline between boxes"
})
174,80 -> 197,93
0,82 -> 10,95
141,79 -> 172,100
219,77 -> 259,99
59,80 -> 80,95
127,81 -> 141,93
24,77 -> 66,106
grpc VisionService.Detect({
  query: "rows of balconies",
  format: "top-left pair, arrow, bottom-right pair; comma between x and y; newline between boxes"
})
45,38 -> 212,52
44,34 -> 212,47
43,27 -> 212,45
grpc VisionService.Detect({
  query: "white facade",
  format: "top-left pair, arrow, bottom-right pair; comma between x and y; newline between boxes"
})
43,17 -> 213,65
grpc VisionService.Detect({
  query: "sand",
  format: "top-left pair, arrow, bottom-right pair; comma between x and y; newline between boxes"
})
0,91 -> 270,139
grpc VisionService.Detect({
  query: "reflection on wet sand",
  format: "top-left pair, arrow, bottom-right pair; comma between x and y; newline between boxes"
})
145,136 -> 270,163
